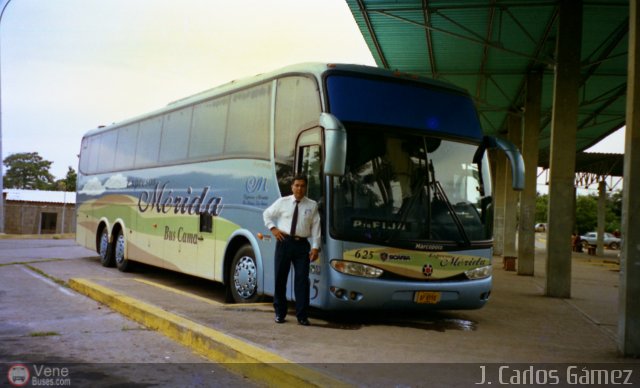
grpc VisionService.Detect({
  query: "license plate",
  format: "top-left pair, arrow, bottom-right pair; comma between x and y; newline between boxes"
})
414,291 -> 441,304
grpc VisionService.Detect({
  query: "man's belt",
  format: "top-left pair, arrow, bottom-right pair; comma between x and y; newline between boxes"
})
284,235 -> 307,241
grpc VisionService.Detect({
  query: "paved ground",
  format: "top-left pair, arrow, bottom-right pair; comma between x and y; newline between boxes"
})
1,234 -> 639,387
0,239 -> 257,387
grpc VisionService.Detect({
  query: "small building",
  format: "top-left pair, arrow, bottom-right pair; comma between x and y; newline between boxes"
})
2,189 -> 76,234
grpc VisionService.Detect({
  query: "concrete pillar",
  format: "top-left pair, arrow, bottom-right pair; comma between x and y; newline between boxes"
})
503,114 -> 521,259
618,0 -> 640,357
596,180 -> 606,256
517,72 -> 542,276
493,151 -> 507,256
545,0 -> 582,298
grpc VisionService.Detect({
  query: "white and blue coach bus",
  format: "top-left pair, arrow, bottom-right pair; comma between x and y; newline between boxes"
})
76,63 -> 524,310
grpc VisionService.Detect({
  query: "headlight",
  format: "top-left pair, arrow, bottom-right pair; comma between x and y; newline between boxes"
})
464,265 -> 492,280
331,260 -> 383,278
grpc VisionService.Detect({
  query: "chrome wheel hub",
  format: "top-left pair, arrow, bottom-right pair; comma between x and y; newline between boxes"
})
115,234 -> 125,264
99,231 -> 109,259
233,256 -> 257,299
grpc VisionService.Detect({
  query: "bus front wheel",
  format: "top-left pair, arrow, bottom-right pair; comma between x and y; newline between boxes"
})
98,228 -> 115,267
229,245 -> 261,303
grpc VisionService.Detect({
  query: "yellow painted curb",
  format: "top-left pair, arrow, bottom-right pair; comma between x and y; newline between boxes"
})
69,278 -> 349,387
132,278 -> 224,306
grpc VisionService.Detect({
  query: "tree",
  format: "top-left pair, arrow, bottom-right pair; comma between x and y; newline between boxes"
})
534,190 -> 621,235
575,195 -> 597,235
3,152 -> 55,190
53,167 -> 77,191
606,190 -> 622,233
535,193 -> 548,223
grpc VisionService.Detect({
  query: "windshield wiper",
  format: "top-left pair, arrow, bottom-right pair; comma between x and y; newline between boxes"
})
429,160 -> 471,246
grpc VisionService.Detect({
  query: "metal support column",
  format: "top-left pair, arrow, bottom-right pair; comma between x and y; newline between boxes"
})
596,180 -> 606,256
503,114 -> 521,260
545,0 -> 582,298
517,72 -> 542,275
493,152 -> 507,256
619,0 -> 640,357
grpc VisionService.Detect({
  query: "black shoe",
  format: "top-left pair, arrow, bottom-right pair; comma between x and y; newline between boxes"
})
275,315 -> 286,324
297,318 -> 310,326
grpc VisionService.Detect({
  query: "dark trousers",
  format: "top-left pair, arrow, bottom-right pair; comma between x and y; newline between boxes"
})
273,237 -> 310,320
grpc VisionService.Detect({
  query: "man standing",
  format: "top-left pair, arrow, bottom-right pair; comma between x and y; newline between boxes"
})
263,175 -> 320,326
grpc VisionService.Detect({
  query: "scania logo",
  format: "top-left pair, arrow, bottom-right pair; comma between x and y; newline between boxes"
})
380,253 -> 411,262
422,264 -> 434,277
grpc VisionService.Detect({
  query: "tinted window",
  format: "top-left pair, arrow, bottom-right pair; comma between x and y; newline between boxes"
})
96,130 -> 118,173
326,75 -> 483,141
299,144 -> 322,201
225,83 -> 271,158
190,96 -> 229,159
160,107 -> 192,163
332,126 -> 491,245
114,124 -> 138,170
135,117 -> 162,168
275,76 -> 321,162
79,138 -> 90,173
275,76 -> 321,195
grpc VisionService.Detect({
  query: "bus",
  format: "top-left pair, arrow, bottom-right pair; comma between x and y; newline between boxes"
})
76,63 -> 524,310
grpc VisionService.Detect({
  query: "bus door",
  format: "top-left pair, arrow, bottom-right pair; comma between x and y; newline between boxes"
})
289,127 -> 324,304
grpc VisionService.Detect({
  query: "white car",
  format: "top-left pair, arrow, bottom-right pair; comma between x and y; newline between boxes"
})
579,232 -> 621,250
534,223 -> 547,232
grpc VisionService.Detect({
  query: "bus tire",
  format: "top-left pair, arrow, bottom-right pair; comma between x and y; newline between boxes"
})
114,229 -> 133,272
229,245 -> 261,303
98,227 -> 115,267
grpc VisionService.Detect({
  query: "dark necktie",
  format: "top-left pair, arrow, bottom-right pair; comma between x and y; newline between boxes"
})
290,201 -> 299,236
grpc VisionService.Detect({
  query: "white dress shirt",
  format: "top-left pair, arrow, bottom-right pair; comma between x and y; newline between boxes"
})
263,195 -> 321,249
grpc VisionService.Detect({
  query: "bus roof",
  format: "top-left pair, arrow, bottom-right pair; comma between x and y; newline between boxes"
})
83,63 -> 471,138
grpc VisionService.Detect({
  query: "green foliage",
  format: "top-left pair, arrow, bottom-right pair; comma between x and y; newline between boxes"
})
3,152 -> 76,191
535,193 -> 548,222
535,190 -> 622,235
53,167 -> 77,191
3,152 -> 55,189
575,195 -> 597,234
606,190 -> 622,232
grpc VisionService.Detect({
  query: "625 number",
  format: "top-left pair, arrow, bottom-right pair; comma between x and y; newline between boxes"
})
354,249 -> 374,260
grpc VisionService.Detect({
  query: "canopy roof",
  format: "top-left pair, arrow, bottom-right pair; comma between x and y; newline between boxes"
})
346,0 -> 627,176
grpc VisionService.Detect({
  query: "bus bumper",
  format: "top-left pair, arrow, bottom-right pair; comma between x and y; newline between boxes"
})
320,273 -> 492,310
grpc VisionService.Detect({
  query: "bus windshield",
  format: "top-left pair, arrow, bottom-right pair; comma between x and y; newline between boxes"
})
331,126 -> 493,247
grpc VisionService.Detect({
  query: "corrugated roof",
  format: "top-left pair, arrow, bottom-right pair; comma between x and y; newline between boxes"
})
346,0 -> 628,176
3,189 -> 76,204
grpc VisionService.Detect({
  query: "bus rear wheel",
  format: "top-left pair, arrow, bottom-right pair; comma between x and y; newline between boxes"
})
229,245 -> 261,303
114,229 -> 133,272
98,228 -> 115,267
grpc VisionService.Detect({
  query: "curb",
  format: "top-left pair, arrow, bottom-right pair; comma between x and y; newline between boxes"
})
0,233 -> 75,240
69,278 -> 349,387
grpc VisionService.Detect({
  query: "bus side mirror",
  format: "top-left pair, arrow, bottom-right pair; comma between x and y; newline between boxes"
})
474,136 -> 525,191
320,113 -> 347,176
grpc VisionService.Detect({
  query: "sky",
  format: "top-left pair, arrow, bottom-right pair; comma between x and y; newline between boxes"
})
0,0 -> 625,183
0,0 -> 376,179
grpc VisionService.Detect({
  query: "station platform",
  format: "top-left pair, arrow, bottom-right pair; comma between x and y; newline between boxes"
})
28,235 -> 639,386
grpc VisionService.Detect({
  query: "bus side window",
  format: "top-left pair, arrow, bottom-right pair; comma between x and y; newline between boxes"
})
274,76 -> 321,196
296,128 -> 323,202
298,144 -> 322,201
297,140 -> 324,238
